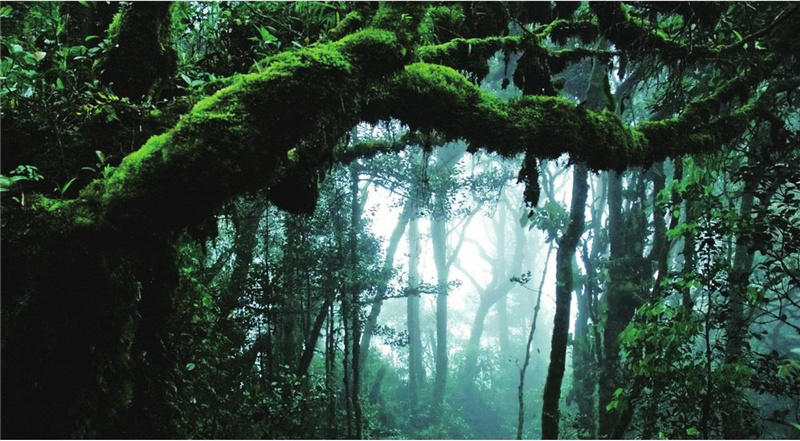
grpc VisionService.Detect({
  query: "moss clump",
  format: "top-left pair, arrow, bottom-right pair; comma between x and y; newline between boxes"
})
364,62 -> 653,170
328,11 -> 364,41
87,26 -> 406,234
543,19 -> 599,46
421,5 -> 466,42
335,28 -> 406,77
101,2 -> 176,99
417,36 -> 522,81
370,3 -> 428,45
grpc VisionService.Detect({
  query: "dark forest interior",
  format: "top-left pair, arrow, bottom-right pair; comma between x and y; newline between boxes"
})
1,2 -> 799,439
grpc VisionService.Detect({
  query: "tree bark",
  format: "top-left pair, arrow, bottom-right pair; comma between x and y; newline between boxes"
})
407,199 -> 425,410
541,163 -> 589,439
431,190 -> 449,417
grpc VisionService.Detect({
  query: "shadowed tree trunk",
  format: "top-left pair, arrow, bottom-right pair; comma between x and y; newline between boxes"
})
572,171 -> 607,439
599,170 -> 646,437
541,163 -> 589,439
722,153 -> 757,439
101,2 -> 176,99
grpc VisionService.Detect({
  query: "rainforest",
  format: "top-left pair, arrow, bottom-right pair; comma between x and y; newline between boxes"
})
1,2 -> 799,439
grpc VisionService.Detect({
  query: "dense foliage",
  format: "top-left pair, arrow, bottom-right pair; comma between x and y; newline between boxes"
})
2,2 -> 799,439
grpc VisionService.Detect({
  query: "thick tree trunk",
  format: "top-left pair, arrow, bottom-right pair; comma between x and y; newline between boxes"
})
599,172 -> 622,437
599,172 -> 631,437
541,163 -> 588,439
100,2 -> 176,99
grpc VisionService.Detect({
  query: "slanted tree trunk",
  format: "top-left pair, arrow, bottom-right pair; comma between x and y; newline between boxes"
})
358,200 -> 412,381
518,242 -> 554,439
541,163 -> 589,439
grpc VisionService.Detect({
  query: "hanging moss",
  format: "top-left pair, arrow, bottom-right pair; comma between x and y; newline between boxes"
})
415,30 -> 608,90
513,47 -> 557,96
590,2 -> 714,63
541,19 -> 599,46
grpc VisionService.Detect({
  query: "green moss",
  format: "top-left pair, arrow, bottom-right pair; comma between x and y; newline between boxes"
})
365,62 -> 650,169
370,2 -> 427,45
328,11 -> 363,41
542,19 -> 598,46
417,35 -> 521,81
36,196 -> 65,213
420,5 -> 466,42
335,28 -> 405,76
101,2 -> 176,99
106,10 -> 123,40
88,25 -> 408,229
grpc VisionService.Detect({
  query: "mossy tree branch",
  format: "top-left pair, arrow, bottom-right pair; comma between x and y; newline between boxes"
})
38,32 -> 794,239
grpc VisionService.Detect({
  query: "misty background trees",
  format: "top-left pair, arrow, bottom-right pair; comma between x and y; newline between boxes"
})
2,2 -> 799,439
